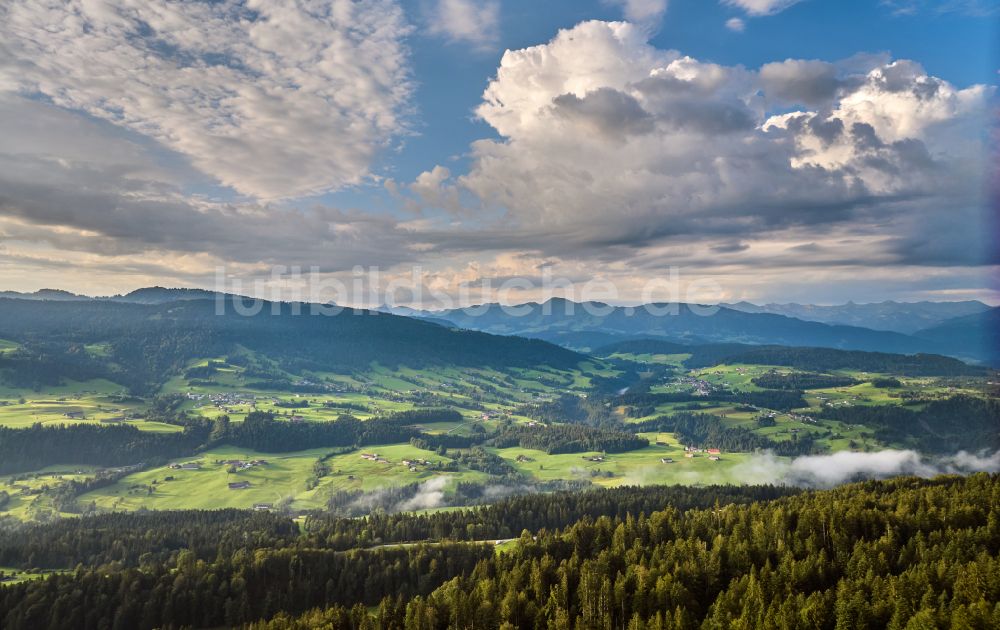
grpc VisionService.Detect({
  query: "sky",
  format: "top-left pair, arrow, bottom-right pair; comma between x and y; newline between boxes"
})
0,0 -> 997,307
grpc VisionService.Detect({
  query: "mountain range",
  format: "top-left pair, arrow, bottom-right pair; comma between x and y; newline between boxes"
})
723,300 -> 991,334
387,297 -> 997,365
0,288 -> 995,365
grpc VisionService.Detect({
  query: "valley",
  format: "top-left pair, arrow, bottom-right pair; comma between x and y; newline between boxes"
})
0,299 -> 994,523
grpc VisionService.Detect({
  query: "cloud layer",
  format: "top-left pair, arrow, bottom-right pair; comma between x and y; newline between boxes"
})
0,0 -> 412,199
0,8 -> 994,304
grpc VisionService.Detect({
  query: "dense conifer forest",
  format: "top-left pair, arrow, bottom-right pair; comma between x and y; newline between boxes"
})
0,475 -> 996,628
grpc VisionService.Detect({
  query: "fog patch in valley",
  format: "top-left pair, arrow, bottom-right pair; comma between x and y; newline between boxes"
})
730,449 -> 1000,487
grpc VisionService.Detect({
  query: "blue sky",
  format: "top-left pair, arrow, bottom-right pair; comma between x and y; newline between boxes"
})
361,0 -> 998,192
0,0 -> 996,305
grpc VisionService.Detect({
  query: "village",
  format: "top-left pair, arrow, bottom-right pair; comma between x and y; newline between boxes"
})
360,452 -> 434,472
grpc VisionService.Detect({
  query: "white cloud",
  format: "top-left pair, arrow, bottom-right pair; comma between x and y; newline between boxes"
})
604,0 -> 669,31
730,449 -> 1000,487
723,0 -> 803,16
0,95 -> 425,278
881,0 -> 1000,16
0,0 -> 413,200
725,17 -> 746,31
425,0 -> 501,47
457,20 -> 991,266
410,165 -> 461,212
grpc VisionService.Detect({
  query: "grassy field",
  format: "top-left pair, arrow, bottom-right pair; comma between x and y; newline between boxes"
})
0,567 -> 68,585
78,446 -> 333,512
74,443 -> 493,513
1,465 -> 100,520
490,438 -> 757,487
0,348 -> 993,522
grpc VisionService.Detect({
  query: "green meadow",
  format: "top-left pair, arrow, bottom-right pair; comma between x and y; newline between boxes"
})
0,346 -> 992,522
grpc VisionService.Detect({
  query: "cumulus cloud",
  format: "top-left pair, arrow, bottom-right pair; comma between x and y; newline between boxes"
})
425,0 -> 501,47
410,165 -> 462,212
731,449 -> 1000,487
455,20 -> 991,266
0,0 -> 413,199
722,0 -> 803,16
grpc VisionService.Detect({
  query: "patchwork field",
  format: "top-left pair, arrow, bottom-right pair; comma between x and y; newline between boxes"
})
0,344 -> 993,523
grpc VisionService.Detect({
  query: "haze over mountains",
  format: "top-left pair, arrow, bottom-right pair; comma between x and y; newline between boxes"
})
723,300 -> 992,334
1,288 -> 995,366
388,297 -> 996,365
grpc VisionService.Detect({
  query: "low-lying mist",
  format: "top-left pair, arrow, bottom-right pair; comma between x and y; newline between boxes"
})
730,449 -> 1000,487
323,450 -> 999,517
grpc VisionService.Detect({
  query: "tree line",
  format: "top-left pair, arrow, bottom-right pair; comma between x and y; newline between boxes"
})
0,475 -> 995,628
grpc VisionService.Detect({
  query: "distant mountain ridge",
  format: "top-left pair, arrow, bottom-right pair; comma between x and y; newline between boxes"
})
394,298 -> 995,364
107,286 -> 222,304
1,289 -> 994,364
914,307 -> 1000,366
723,300 -> 991,334
0,289 -> 91,301
0,286 -> 221,304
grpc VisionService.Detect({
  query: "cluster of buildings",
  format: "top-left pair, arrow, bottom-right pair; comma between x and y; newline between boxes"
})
223,459 -> 268,470
401,458 -> 432,472
360,453 -> 432,472
675,376 -> 714,396
186,391 -> 259,412
63,409 -> 129,423
682,447 -> 722,461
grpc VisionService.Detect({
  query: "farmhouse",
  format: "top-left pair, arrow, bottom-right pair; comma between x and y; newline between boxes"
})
707,448 -> 721,455
169,462 -> 201,471
63,411 -> 85,419
685,452 -> 696,458
708,455 -> 721,461
660,458 -> 673,464
253,503 -> 273,511
223,459 -> 267,470
228,481 -> 251,490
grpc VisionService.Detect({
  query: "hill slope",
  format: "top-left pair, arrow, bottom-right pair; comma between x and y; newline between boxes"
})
0,297 -> 584,393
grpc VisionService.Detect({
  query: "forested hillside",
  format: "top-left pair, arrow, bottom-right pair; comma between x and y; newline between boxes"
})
0,475 -> 995,629
597,339 -> 987,375
0,298 -> 582,393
